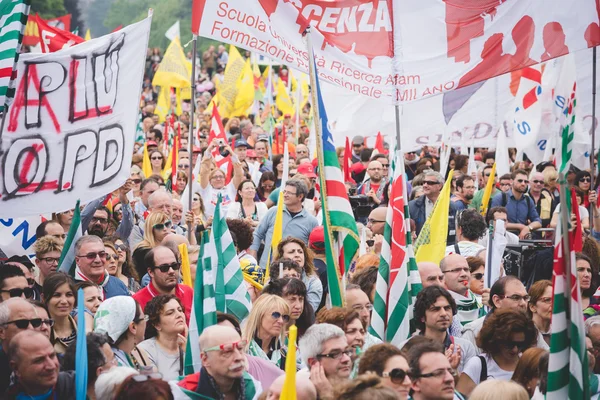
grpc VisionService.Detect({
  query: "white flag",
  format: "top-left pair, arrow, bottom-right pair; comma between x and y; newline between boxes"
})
495,124 -> 511,177
165,20 -> 180,41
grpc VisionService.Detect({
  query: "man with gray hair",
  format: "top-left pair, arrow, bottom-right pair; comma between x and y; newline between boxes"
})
586,316 -> 600,373
409,170 -> 458,241
74,235 -> 129,298
249,179 -> 318,268
298,323 -> 353,399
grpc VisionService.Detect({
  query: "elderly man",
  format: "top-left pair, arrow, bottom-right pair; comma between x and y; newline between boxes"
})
0,299 -> 45,393
267,371 -> 317,400
528,170 -> 555,228
5,331 -> 75,399
345,285 -> 382,350
298,323 -> 353,399
74,236 -> 129,298
171,325 -> 262,399
133,245 -> 193,322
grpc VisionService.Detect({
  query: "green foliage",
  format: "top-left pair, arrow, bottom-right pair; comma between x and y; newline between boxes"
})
29,0 -> 66,19
85,0 -> 116,37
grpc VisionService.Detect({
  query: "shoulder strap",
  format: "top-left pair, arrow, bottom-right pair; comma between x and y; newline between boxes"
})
454,243 -> 461,255
478,355 -> 488,383
501,192 -> 508,207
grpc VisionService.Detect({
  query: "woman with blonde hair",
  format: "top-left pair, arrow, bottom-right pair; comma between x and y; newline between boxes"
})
468,379 -> 529,400
242,294 -> 293,370
511,348 -> 548,398
277,236 -> 323,312
132,212 -> 171,280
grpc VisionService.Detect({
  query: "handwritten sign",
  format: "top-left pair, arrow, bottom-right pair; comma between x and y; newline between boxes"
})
0,17 -> 151,217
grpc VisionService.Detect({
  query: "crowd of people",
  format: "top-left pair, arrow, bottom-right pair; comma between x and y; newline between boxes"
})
3,42 -> 600,400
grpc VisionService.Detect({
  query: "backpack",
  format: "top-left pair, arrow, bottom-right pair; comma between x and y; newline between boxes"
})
500,192 -> 533,216
478,355 -> 488,383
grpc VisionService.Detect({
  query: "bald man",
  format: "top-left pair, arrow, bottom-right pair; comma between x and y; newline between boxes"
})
267,372 -> 317,400
358,161 -> 385,205
171,325 -> 262,398
367,207 -> 387,236
418,262 -> 445,288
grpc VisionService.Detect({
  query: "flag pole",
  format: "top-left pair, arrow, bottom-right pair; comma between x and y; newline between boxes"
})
0,110 -> 7,139
591,46 -> 597,219
558,172 -> 572,324
187,34 -> 198,242
394,104 -> 402,152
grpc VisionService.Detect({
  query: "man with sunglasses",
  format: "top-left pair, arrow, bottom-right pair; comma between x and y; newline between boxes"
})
490,169 -> 541,239
407,341 -> 463,400
172,325 -> 262,399
469,165 -> 498,214
4,256 -> 36,300
527,170 -> 555,228
74,236 -> 129,299
0,265 -> 33,303
0,298 -> 45,394
133,245 -> 193,322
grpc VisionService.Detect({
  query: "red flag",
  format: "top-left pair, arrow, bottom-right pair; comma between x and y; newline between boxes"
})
343,137 -> 355,184
570,188 -> 583,252
23,14 -> 72,47
374,132 -> 387,155
111,25 -> 123,33
208,107 -> 233,183
191,0 -> 205,35
35,14 -> 84,53
101,194 -> 113,214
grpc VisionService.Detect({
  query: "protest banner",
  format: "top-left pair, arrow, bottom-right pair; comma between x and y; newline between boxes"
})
22,14 -> 71,46
0,16 -> 151,218
0,216 -> 43,260
193,0 -> 600,103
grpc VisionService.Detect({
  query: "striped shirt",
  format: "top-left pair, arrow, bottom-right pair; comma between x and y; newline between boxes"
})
449,290 -> 486,326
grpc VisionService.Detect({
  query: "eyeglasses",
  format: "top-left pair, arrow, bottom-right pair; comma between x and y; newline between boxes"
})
532,180 -> 544,184
133,314 -> 149,324
367,218 -> 385,224
423,180 -> 440,186
382,368 -> 409,384
0,288 -> 35,299
472,273 -> 484,280
381,164 -> 390,168
317,348 -> 354,360
4,318 -> 44,329
580,177 -> 592,183
502,340 -> 529,352
178,164 -> 188,168
151,156 -> 163,160
415,368 -> 456,379
271,311 -> 290,323
203,339 -> 248,354
115,244 -> 128,252
153,262 -> 181,273
77,252 -> 107,261
442,267 -> 470,274
105,254 -> 119,261
516,179 -> 529,184
40,257 -> 60,265
282,190 -> 298,196
211,175 -> 225,180
131,178 -> 142,184
91,217 -> 109,224
152,221 -> 172,231
352,303 -> 374,312
132,373 -> 163,382
499,294 -> 530,302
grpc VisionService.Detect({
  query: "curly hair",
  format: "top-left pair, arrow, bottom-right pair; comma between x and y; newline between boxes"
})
268,258 -> 302,280
262,278 -> 314,338
227,218 -> 254,252
34,235 -> 63,259
456,209 -> 487,241
413,286 -> 457,332
476,309 -> 538,355
350,266 -> 378,303
277,237 -> 316,276
358,343 -> 405,376
333,372 -> 397,400
316,307 -> 364,331
143,294 -> 183,339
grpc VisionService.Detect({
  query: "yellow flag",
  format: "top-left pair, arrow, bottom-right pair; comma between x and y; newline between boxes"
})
229,59 -> 254,117
265,191 -> 285,280
280,325 -> 297,400
275,79 -> 294,117
142,143 -> 152,178
218,46 -> 249,118
156,86 -> 171,123
152,37 -> 190,89
179,244 -> 193,288
84,29 -> 91,41
415,170 -> 454,264
480,162 -> 497,216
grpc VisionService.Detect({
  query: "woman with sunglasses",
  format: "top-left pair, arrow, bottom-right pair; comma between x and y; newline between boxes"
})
106,236 -> 141,293
575,170 -> 593,208
191,191 -> 209,233
133,212 -> 172,281
241,294 -> 295,370
358,343 -> 412,399
42,272 -> 77,355
257,171 -> 276,202
138,295 -> 187,381
149,150 -> 165,177
227,179 -> 268,227
130,166 -> 144,197
94,296 -> 153,371
467,256 -> 486,304
456,308 -> 537,397
262,277 -> 315,339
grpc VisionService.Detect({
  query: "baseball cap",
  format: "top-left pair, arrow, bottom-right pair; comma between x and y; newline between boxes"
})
147,140 -> 158,147
352,135 -> 364,146
257,134 -> 270,142
246,149 -> 257,158
235,139 -> 252,149
309,226 -> 325,252
297,163 -> 317,178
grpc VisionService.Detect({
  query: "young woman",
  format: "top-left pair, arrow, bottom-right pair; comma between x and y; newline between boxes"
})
277,237 -> 323,312
272,154 -> 284,188
242,294 -> 292,370
138,295 -> 187,381
227,179 -> 268,227
527,280 -> 552,347
456,309 -> 538,397
75,281 -> 102,333
42,272 -> 76,354
94,296 -> 152,371
575,170 -> 592,208
257,171 -> 276,202
191,191 -> 209,231
104,242 -> 120,277
575,252 -> 595,310
467,256 -> 485,304
149,150 -> 165,176
107,236 -> 141,293
132,212 -> 171,280
359,343 -> 412,399
52,209 -> 74,233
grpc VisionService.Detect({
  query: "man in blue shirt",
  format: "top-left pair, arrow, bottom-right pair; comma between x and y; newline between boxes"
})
490,169 -> 541,239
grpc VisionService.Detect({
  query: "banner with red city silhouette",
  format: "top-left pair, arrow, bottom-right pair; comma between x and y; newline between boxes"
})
192,0 -> 600,103
0,17 -> 151,218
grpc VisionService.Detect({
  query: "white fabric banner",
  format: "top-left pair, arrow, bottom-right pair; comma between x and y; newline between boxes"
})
194,0 -> 600,103
0,216 -> 44,260
0,17 -> 151,217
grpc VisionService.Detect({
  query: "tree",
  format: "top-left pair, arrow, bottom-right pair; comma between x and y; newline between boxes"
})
29,0 -> 66,19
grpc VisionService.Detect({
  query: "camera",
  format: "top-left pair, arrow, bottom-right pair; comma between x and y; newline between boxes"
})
348,195 -> 376,223
218,140 -> 230,157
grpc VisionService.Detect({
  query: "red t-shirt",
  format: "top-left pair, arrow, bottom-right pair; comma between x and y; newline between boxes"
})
133,281 -> 193,324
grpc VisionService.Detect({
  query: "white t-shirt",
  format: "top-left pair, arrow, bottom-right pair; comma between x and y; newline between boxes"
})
462,353 -> 514,385
445,241 -> 485,257
553,203 -> 589,219
200,182 -> 237,218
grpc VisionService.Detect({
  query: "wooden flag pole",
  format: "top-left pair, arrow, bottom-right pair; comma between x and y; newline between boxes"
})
187,34 -> 197,243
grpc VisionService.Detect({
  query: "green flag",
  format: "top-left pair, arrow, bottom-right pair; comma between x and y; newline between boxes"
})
57,200 -> 82,277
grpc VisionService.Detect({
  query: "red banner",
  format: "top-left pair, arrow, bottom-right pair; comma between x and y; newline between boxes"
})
23,14 -> 71,47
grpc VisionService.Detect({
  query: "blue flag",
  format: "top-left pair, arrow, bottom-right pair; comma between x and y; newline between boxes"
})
75,288 -> 88,398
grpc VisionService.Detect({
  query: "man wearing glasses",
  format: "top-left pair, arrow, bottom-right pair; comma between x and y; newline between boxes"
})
490,169 -> 542,239
133,245 -> 193,323
33,236 -> 63,299
298,323 -> 353,400
74,236 -> 129,299
0,266 -> 33,303
407,341 -> 462,400
172,325 -> 261,399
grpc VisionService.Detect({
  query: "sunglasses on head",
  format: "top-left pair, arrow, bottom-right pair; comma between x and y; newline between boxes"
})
0,287 -> 34,299
153,262 -> 181,273
383,368 -> 409,384
271,311 -> 290,323
153,221 -> 172,231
